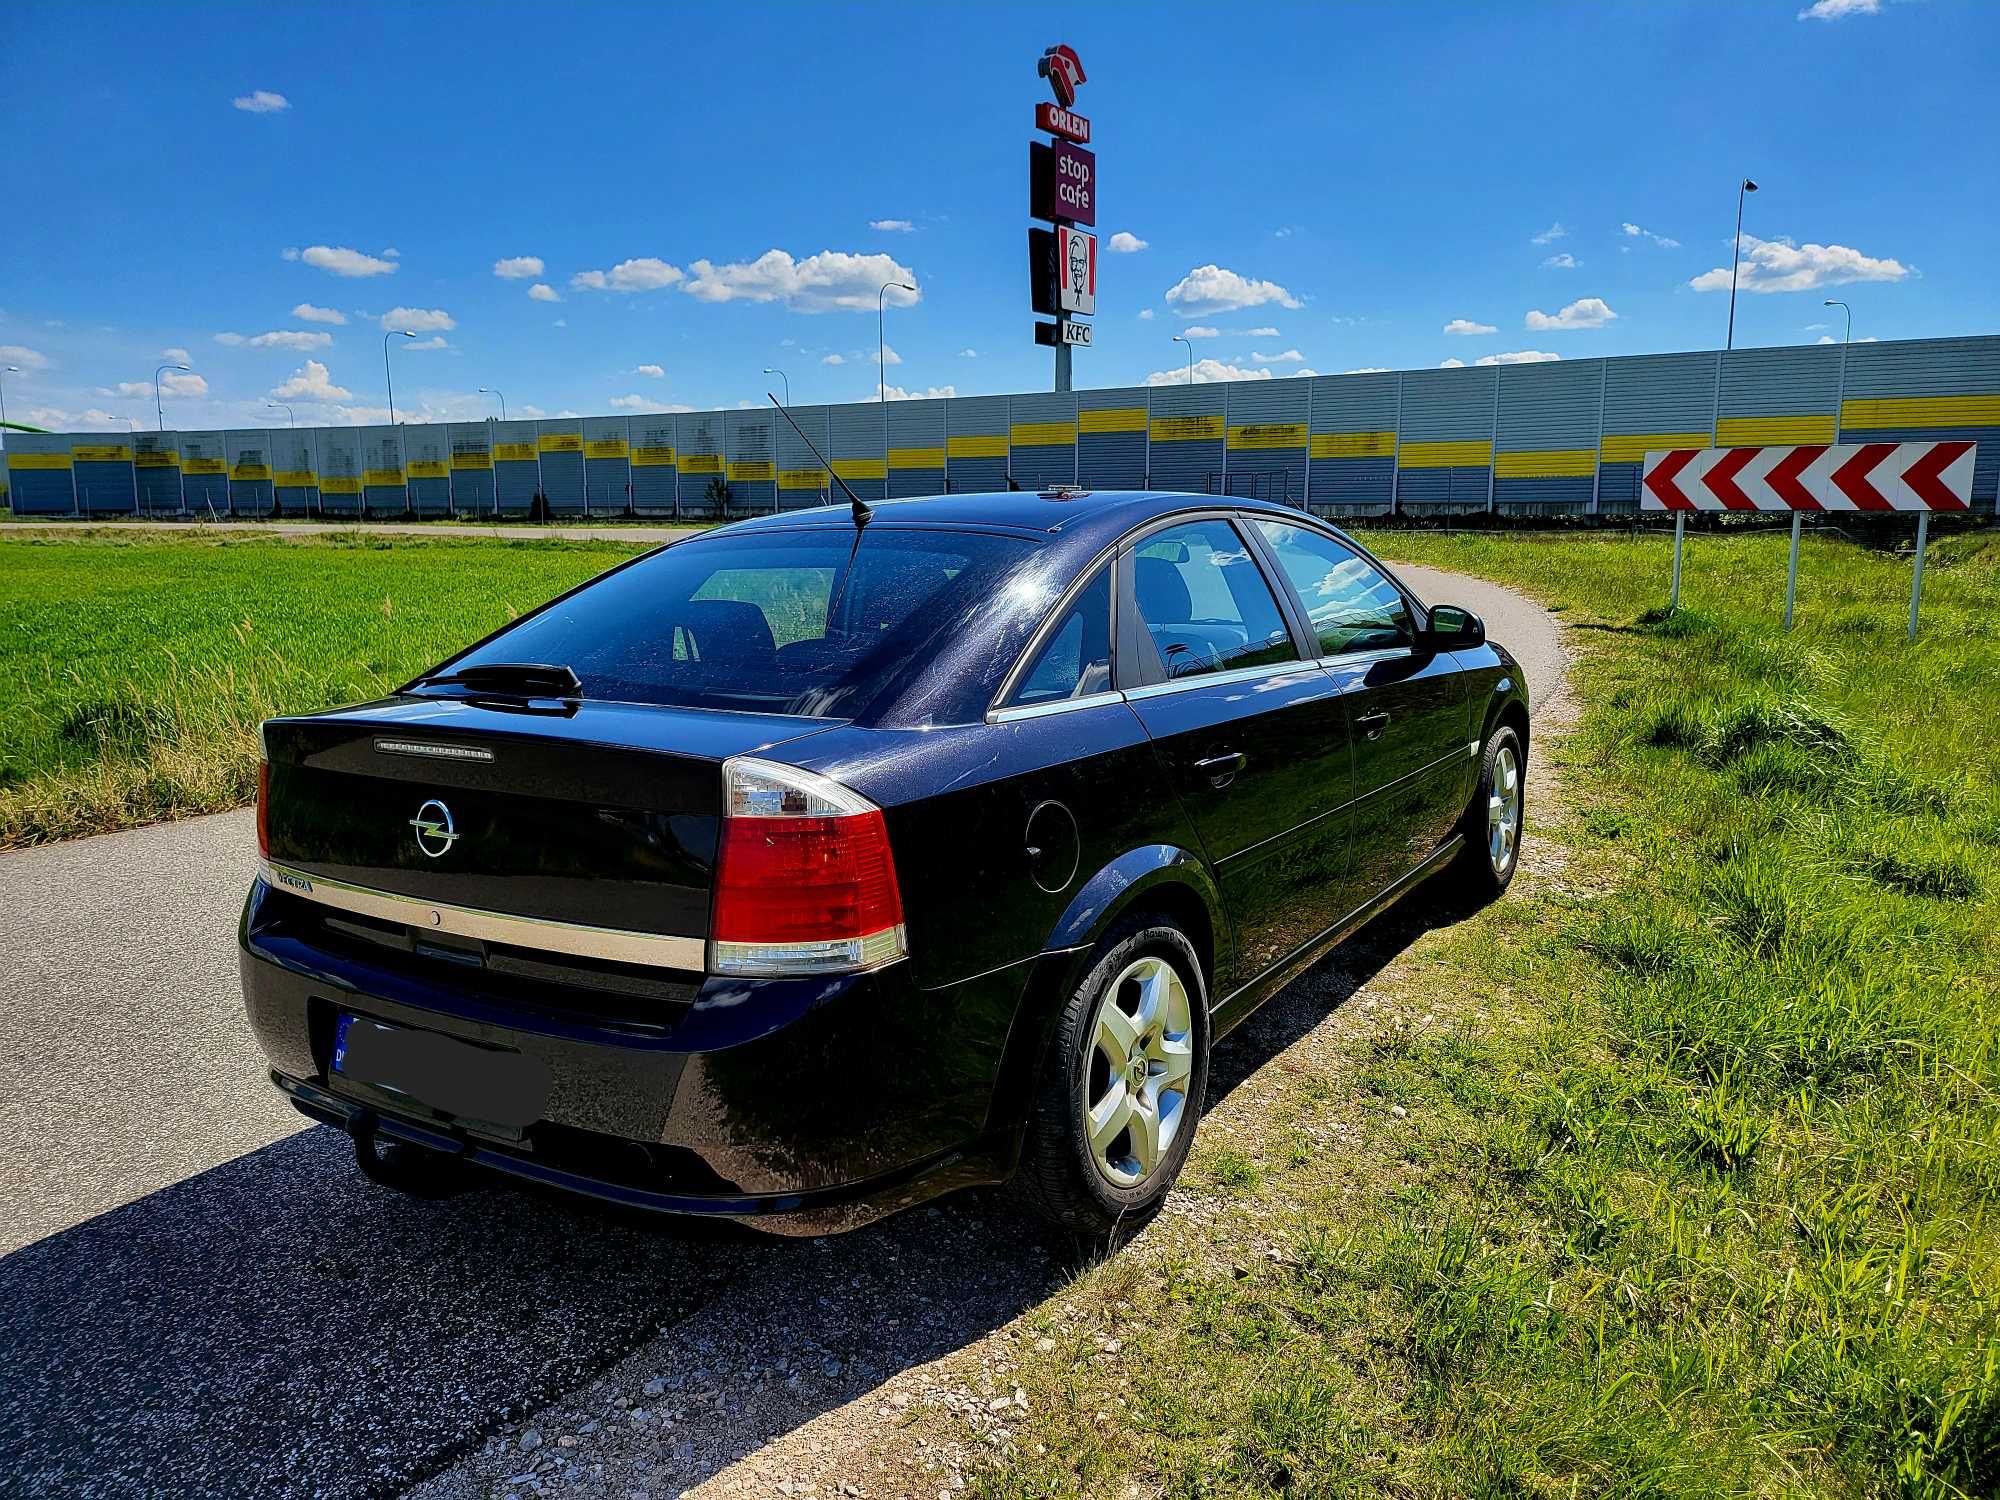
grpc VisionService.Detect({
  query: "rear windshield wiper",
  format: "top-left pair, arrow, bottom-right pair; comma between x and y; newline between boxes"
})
411,662 -> 583,698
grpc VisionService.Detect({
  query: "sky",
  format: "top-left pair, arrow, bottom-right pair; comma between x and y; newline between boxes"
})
2,0 -> 1996,433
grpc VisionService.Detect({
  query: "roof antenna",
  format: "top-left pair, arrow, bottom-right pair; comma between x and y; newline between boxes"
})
767,392 -> 871,529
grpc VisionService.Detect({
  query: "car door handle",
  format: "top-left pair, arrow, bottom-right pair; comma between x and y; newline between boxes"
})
1193,751 -> 1247,786
1355,709 -> 1391,739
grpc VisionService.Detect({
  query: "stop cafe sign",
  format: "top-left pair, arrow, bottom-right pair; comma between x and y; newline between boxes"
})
1029,140 -> 1095,227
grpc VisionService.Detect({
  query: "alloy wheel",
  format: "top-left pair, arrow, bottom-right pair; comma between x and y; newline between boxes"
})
1488,742 -> 1521,875
1082,955 -> 1195,1190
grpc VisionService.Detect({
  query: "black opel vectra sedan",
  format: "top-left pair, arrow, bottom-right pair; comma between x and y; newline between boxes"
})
242,490 -> 1529,1235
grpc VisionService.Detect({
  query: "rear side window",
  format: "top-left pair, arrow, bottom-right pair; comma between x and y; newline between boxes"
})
1013,565 -> 1112,706
1132,520 -> 1296,680
1252,521 -> 1413,656
436,528 -> 1034,717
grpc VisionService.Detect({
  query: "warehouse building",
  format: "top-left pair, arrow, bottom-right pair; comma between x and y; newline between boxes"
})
6,334 -> 1996,518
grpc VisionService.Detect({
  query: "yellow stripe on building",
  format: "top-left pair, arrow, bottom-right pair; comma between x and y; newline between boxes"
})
832,457 -> 886,480
584,439 -> 629,459
889,446 -> 945,469
74,444 -> 134,462
537,433 -> 584,454
727,460 -> 774,482
363,469 -> 406,487
134,451 -> 180,468
450,452 -> 493,470
1841,393 -> 2000,429
1011,421 -> 1076,447
779,468 -> 828,491
679,453 -> 723,474
230,462 -> 272,480
1398,439 -> 1491,469
1310,430 -> 1395,460
1715,415 -> 1835,447
1600,431 -> 1709,463
947,433 -> 1007,459
321,476 -> 362,494
1227,422 -> 1307,451
407,460 -> 449,479
1078,406 -> 1145,434
273,471 -> 317,487
184,457 -> 228,475
1494,448 -> 1596,479
1150,414 -> 1223,442
5,452 -> 71,470
630,446 -> 676,468
492,443 -> 536,462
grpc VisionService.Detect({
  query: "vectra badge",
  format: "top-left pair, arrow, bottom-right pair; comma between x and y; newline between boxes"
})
409,798 -> 459,858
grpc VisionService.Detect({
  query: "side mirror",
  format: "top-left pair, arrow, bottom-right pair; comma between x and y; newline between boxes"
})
1424,604 -> 1485,649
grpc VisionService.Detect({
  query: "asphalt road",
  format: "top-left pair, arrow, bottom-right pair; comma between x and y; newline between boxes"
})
0,562 -> 1563,1498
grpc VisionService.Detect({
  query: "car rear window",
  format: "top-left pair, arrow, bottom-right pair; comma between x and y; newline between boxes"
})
432,527 -> 1036,717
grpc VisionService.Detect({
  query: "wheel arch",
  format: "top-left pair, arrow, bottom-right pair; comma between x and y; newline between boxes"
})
1046,842 -> 1225,995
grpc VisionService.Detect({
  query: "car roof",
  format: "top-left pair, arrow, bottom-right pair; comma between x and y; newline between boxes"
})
711,489 -> 1325,551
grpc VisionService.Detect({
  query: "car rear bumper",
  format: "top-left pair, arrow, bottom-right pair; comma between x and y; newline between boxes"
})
239,877 -> 1049,1233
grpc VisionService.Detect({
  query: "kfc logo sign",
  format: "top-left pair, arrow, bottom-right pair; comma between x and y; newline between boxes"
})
1038,44 -> 1086,109
1058,227 -> 1096,316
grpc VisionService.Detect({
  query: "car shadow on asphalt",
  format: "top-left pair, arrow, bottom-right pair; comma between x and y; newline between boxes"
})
0,891 -> 1469,1499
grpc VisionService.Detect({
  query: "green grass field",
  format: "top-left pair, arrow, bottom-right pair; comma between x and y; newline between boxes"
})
966,527 -> 1999,1498
0,530 -> 645,845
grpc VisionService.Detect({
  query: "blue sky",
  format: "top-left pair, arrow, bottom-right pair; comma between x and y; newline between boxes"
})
2,0 -> 1994,432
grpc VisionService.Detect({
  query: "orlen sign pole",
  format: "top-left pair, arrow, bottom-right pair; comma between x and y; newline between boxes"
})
1029,44 -> 1094,393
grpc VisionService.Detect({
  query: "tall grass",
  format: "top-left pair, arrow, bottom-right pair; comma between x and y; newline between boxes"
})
0,531 -> 643,845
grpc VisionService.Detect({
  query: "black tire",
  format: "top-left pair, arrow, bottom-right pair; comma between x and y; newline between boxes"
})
1013,918 -> 1211,1238
1449,721 -> 1525,903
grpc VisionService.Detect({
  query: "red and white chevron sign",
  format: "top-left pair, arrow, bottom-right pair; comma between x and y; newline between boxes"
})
1642,441 -> 1976,512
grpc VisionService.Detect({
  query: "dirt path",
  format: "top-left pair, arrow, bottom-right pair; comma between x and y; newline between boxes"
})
403,563 -> 1577,1500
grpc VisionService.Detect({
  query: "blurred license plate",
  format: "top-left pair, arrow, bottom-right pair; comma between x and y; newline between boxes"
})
332,1014 -> 549,1129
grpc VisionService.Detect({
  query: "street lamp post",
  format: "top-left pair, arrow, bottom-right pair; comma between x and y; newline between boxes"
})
0,364 -> 17,427
477,386 -> 507,421
1822,299 -> 1852,345
267,402 -> 295,428
1726,177 -> 1759,351
762,367 -> 790,406
877,281 -> 915,402
384,330 -> 416,424
153,361 -> 191,430
1171,335 -> 1195,385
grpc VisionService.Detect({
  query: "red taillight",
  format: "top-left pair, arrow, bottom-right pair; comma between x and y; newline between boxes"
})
256,758 -> 271,859
709,758 -> 907,976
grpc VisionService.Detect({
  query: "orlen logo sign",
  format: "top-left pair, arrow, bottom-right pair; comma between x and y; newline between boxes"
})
1038,44 -> 1085,108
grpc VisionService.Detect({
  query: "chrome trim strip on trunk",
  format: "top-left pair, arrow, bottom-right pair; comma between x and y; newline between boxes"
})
258,860 -> 706,972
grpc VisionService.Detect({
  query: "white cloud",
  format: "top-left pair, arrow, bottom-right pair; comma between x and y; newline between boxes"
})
1344,367 -> 1390,374
271,360 -> 350,400
1531,222 -> 1567,245
1525,297 -> 1617,330
297,245 -> 396,278
0,344 -> 49,370
873,344 -> 902,367
1108,231 -> 1148,253
1477,350 -> 1562,365
291,302 -> 346,324
869,219 -> 915,232
1253,348 -> 1306,363
609,393 -> 681,411
1144,358 -> 1274,386
1443,318 -> 1497,336
214,329 -> 334,351
682,249 -> 920,312
382,248 -> 400,260
116,372 -> 208,398
1164,264 -> 1302,314
571,257 -> 686,294
492,255 -> 544,279
1290,369 -> 1320,378
160,347 -> 191,362
1247,327 -> 1280,338
1137,308 -> 1155,321
1541,253 -> 1579,270
1621,222 -> 1682,249
878,383 -> 958,400
1439,357 -> 1466,369
1818,334 -> 1879,344
632,363 -> 665,378
405,336 -> 450,351
1799,0 -> 1879,18
381,307 -> 455,332
820,353 -> 846,366
232,89 -> 290,114
1689,234 -> 1911,294
957,348 -> 977,358
527,283 -> 561,303
1181,326 -> 1221,339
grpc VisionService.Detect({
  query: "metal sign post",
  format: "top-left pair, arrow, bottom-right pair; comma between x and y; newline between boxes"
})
1669,512 -> 1686,611
1909,511 -> 1930,640
1783,511 -> 1802,630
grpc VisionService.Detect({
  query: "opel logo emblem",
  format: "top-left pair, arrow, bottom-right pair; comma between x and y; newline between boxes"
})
409,798 -> 459,858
